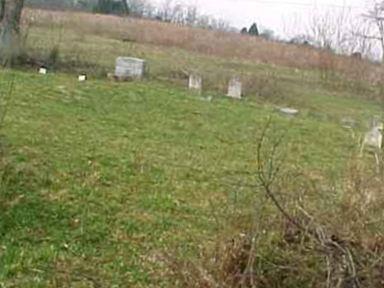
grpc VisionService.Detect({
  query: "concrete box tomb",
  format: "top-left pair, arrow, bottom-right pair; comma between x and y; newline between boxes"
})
115,57 -> 146,79
227,77 -> 242,99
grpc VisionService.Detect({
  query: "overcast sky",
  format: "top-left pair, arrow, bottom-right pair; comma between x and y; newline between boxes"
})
151,0 -> 369,37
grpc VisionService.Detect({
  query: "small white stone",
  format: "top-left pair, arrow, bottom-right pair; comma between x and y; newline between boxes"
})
39,67 -> 47,75
279,107 -> 299,117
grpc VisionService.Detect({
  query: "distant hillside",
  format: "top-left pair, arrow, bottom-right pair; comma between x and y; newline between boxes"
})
22,8 -> 381,86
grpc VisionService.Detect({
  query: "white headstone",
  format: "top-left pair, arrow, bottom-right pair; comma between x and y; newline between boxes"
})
189,74 -> 202,92
227,77 -> 242,99
39,67 -> 47,75
363,123 -> 383,152
78,75 -> 87,82
115,57 -> 146,79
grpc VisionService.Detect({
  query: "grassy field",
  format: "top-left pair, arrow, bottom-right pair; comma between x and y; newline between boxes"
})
0,8 -> 383,288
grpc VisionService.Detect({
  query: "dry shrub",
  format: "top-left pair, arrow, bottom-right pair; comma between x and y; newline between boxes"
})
337,155 -> 384,239
165,151 -> 384,287
318,50 -> 337,82
315,52 -> 379,98
165,234 -> 261,288
202,72 -> 233,94
242,73 -> 287,103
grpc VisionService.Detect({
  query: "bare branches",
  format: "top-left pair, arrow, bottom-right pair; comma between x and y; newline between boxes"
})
256,117 -> 307,233
362,1 -> 384,61
256,118 -> 362,288
305,7 -> 375,57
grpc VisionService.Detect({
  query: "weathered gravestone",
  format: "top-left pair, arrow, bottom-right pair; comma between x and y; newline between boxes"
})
188,74 -> 202,93
115,57 -> 146,80
227,77 -> 242,99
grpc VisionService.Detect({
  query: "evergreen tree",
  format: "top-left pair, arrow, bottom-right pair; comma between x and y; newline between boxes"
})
248,23 -> 259,36
94,0 -> 128,15
240,27 -> 247,34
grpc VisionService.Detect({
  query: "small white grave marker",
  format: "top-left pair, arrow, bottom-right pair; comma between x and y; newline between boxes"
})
227,77 -> 242,99
78,74 -> 87,82
188,74 -> 202,93
39,67 -> 47,75
279,107 -> 299,118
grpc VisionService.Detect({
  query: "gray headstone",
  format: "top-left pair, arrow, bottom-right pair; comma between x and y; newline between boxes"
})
189,74 -> 202,92
227,77 -> 242,99
115,57 -> 146,79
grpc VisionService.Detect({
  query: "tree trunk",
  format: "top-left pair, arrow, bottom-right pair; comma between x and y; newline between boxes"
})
122,0 -> 129,15
0,0 -> 24,66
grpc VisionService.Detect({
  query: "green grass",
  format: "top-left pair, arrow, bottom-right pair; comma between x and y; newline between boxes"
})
24,23 -> 383,117
0,11 -> 382,286
0,67 -> 381,286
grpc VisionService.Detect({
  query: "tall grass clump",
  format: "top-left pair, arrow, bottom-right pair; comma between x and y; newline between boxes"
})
0,73 -> 15,192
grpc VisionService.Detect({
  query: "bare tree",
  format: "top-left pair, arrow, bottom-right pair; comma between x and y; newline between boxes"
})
349,21 -> 375,58
305,7 -> 375,59
157,0 -> 174,22
185,5 -> 197,26
0,0 -> 24,65
363,1 -> 384,61
121,0 -> 129,14
307,8 -> 353,52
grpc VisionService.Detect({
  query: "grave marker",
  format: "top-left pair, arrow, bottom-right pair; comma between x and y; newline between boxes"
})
39,67 -> 47,75
115,57 -> 146,80
279,107 -> 299,118
189,74 -> 202,93
78,74 -> 87,82
227,77 -> 242,99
